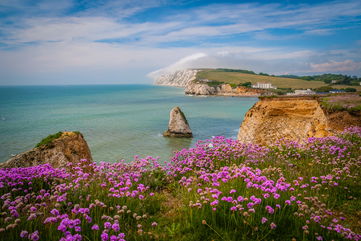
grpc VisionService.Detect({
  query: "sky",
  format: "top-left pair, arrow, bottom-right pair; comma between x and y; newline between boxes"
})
0,0 -> 361,85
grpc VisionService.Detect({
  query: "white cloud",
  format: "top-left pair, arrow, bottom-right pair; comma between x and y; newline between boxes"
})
147,52 -> 208,78
3,0 -> 361,47
310,60 -> 361,72
147,47 -> 318,79
1,0 -> 361,85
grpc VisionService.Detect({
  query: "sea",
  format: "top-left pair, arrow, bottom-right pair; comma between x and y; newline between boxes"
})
0,85 -> 257,163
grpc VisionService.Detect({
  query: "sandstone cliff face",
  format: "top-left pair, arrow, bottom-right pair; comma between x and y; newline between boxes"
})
185,82 -> 265,96
154,69 -> 198,87
163,107 -> 192,138
238,97 -> 332,145
0,132 -> 92,168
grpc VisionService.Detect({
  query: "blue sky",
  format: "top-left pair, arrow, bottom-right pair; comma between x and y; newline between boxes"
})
0,0 -> 361,85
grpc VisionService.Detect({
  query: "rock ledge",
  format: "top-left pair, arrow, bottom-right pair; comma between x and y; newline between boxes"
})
0,131 -> 92,168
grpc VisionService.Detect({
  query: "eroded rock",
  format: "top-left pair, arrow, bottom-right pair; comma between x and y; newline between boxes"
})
163,107 -> 192,138
185,82 -> 265,96
0,131 -> 92,168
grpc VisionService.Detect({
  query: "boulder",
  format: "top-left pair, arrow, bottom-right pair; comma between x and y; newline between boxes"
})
163,107 -> 193,138
0,131 -> 92,168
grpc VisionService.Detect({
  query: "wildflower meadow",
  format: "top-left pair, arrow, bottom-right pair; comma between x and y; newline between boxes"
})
0,127 -> 360,241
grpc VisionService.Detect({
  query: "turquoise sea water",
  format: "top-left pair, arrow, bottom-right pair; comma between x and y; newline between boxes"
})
0,85 -> 257,163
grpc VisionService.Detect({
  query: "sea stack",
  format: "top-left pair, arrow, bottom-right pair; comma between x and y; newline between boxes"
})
163,106 -> 192,138
0,131 -> 92,169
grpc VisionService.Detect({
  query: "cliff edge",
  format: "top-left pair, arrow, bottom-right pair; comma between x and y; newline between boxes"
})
0,131 -> 92,168
238,96 -> 361,145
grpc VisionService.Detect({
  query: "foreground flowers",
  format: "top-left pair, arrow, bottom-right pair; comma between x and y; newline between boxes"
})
0,127 -> 360,240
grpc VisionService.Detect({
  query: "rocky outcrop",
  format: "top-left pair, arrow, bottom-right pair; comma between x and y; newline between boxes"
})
185,82 -> 217,95
0,131 -> 92,168
163,107 -> 192,138
237,96 -> 359,146
185,82 -> 265,96
154,69 -> 198,87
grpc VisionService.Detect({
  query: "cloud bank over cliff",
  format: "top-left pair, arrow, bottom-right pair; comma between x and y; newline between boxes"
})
149,47 -> 358,78
1,0 -> 361,85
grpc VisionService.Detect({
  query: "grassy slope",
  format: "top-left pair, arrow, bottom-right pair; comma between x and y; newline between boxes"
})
197,69 -> 361,90
321,94 -> 361,112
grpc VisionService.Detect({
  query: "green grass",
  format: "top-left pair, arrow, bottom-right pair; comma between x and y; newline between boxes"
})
320,94 -> 361,113
35,132 -> 63,148
196,69 -> 329,89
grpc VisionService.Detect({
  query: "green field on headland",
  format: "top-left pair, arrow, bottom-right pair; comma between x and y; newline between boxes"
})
196,69 -> 361,91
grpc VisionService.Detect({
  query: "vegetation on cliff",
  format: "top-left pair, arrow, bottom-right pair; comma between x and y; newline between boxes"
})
1,127 -> 360,241
293,74 -> 361,86
320,94 -> 361,113
35,132 -> 63,148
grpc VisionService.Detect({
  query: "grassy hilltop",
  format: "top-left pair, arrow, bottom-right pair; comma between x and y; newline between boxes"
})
0,127 -> 360,241
196,69 -> 361,91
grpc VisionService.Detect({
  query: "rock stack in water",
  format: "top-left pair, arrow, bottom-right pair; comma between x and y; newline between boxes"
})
0,131 -> 92,168
163,106 -> 192,138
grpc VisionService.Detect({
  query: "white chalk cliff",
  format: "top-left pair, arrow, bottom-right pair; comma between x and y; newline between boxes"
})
153,69 -> 198,87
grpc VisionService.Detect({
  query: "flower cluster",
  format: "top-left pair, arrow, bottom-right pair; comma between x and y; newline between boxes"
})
0,126 -> 360,240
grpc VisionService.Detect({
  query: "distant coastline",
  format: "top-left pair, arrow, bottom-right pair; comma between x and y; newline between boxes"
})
153,68 -> 361,97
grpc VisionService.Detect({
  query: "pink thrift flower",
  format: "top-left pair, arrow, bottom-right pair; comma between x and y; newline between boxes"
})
261,217 -> 268,224
20,230 -> 28,238
91,224 -> 99,231
101,232 -> 109,241
27,213 -> 37,221
50,209 -> 59,216
265,205 -> 274,214
104,222 -> 112,229
270,223 -> 277,229
29,231 -> 39,241
112,223 -> 120,232
273,193 -> 280,199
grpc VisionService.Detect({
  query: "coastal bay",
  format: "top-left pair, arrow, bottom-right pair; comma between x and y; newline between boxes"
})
0,85 -> 257,163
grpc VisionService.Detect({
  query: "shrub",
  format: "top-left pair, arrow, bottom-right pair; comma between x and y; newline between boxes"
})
35,132 -> 63,148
